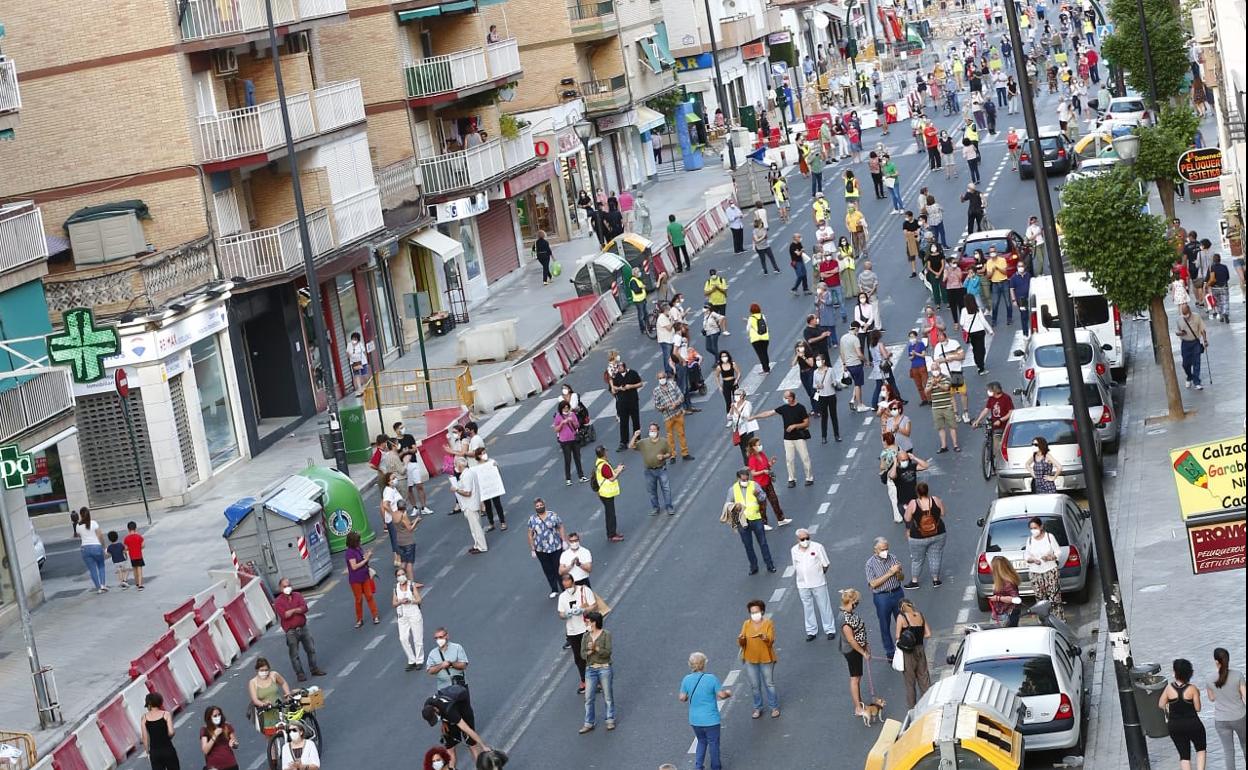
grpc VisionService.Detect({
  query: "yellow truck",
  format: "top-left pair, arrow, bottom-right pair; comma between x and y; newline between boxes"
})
865,672 -> 1026,770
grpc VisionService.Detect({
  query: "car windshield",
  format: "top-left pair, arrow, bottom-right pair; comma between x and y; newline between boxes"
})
964,655 -> 1061,697
967,237 -> 1011,255
1040,296 -> 1111,329
986,516 -> 1070,552
1110,100 -> 1146,113
1038,136 -> 1061,152
1034,343 -> 1093,368
1007,419 -> 1077,447
1036,383 -> 1104,407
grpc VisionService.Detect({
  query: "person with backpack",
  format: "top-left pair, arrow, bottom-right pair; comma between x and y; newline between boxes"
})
592,446 -> 626,543
746,303 -> 772,373
422,684 -> 490,765
893,598 -> 932,708
901,482 -> 947,588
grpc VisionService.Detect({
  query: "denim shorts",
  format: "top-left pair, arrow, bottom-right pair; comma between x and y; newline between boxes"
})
398,543 -> 416,564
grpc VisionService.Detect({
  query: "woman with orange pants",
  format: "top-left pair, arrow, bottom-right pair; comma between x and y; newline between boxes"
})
345,531 -> 380,628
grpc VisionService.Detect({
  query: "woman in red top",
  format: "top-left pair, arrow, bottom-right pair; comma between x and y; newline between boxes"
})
745,437 -> 789,528
200,705 -> 241,770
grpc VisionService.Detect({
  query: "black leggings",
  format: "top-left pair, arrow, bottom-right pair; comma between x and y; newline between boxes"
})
536,549 -> 561,593
946,288 -> 965,327
567,631 -> 587,683
482,497 -> 505,525
752,340 -> 771,372
815,394 -> 840,440
560,440 -> 584,481
968,330 -> 987,371
721,378 -> 737,411
870,172 -> 885,198
1168,717 -> 1207,761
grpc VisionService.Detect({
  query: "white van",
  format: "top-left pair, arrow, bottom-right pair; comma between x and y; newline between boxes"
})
1027,272 -> 1126,381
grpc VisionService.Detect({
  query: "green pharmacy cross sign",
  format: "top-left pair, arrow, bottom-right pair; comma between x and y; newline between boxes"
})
45,307 -> 121,384
0,444 -> 34,490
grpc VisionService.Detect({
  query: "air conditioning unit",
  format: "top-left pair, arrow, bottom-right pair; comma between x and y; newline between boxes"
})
1202,50 -> 1221,88
213,49 -> 238,76
287,31 -> 311,54
561,89 -> 580,99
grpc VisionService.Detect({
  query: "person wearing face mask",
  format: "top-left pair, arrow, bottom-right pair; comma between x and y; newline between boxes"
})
724,468 -> 777,575
653,372 -> 694,463
868,330 -> 899,408
728,391 -> 760,465
745,436 -> 788,529
279,720 -> 320,770
738,599 -> 781,719
443,428 -> 466,514
888,448 -> 930,523
812,352 -> 841,443
714,351 -> 741,413
593,446 -> 627,543
755,391 -> 815,488
630,424 -> 675,516
557,571 -> 598,693
391,565 -> 426,671
345,530 -> 381,627
247,658 -> 291,733
422,746 -> 455,770
201,705 -> 240,770
864,537 -> 905,659
527,499 -> 568,597
905,329 -> 929,404
450,457 -> 488,555
791,529 -> 836,640
793,341 -> 817,408
1024,516 -> 1066,619
553,401 -> 588,486
394,422 -> 432,516
471,447 -> 507,531
881,399 -> 913,453
272,578 -> 326,682
701,303 -> 726,360
853,293 -> 877,352
1026,436 -> 1061,494
838,588 -> 872,717
426,627 -> 470,688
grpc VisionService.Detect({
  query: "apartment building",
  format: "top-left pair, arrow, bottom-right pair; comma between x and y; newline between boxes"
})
0,201 -> 77,619
0,0 -> 394,513
0,23 -> 19,140
509,0 -> 679,217
1192,0 -> 1245,256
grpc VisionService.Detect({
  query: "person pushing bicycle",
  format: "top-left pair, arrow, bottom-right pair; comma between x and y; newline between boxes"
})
971,381 -> 1014,458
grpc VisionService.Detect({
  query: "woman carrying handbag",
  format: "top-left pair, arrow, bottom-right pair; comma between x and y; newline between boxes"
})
893,598 -> 932,708
728,391 -> 760,465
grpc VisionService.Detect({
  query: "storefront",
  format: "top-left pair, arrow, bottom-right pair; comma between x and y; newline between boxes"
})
595,107 -> 665,192
506,161 -> 561,244
408,226 -> 470,329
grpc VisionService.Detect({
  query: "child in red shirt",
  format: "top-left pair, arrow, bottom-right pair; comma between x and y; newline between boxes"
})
123,521 -> 146,591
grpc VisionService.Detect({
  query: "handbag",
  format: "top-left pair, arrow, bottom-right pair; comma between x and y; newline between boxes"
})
892,648 -> 906,672
896,615 -> 920,652
948,370 -> 965,388
731,430 -> 742,446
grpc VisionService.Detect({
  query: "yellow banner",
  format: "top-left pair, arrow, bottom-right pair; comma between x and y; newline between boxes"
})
1170,435 -> 1247,520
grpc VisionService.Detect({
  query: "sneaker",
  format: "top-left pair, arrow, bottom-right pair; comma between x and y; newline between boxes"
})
1185,381 -> 1192,389
120,582 -> 129,589
666,508 -> 676,516
932,579 -> 943,587
605,719 -> 616,731
549,591 -> 559,599
962,412 -> 971,423
579,476 -> 590,483
777,518 -> 793,527
137,585 -> 145,591
903,581 -> 921,590
806,634 -> 817,642
650,509 -> 661,516
804,479 -> 814,486
608,535 -> 625,542
421,507 -> 433,515
787,480 -> 797,488
566,479 -> 573,486
766,566 -> 777,573
1195,384 -> 1204,390
722,330 -> 731,336
682,454 -> 696,460
764,524 -> 774,531
748,567 -> 759,575
405,662 -> 420,671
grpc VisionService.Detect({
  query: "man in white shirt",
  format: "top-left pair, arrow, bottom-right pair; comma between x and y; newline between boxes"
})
791,529 -> 836,640
450,458 -> 487,554
655,304 -> 676,376
1025,215 -> 1046,276
726,200 -> 745,254
931,329 -> 970,422
814,219 -> 835,249
463,422 -> 486,466
558,532 -> 593,587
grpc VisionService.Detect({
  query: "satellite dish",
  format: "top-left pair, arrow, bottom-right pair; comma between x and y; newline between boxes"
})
813,13 -> 830,29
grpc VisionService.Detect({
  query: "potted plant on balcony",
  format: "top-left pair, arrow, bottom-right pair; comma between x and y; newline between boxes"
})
499,113 -> 529,139
497,81 -> 520,103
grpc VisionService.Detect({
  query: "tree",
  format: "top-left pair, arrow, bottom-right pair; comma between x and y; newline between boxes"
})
1130,105 -> 1200,221
1101,0 -> 1189,100
1058,168 -> 1185,420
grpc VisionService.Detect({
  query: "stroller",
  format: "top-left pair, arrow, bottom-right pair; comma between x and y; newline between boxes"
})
684,347 -> 708,398
1205,283 -> 1231,323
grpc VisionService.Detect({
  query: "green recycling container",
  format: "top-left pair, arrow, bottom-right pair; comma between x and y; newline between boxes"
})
739,105 -> 757,134
340,403 -> 372,464
298,464 -> 376,552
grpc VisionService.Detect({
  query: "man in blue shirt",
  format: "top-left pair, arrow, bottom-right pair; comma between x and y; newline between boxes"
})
1008,261 -> 1032,337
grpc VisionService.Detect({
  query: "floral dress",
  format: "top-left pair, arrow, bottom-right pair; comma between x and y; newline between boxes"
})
1031,453 -> 1057,493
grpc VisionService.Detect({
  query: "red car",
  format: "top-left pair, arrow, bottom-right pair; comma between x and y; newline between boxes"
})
956,229 -> 1032,277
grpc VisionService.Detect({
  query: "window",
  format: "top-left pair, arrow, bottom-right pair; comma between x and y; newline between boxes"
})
1007,419 -> 1077,447
987,516 -> 1070,552
1034,343 -> 1093,368
963,655 -> 1060,697
1036,382 -> 1103,407
191,336 -> 240,469
1109,99 -> 1146,113
1040,296 -> 1110,329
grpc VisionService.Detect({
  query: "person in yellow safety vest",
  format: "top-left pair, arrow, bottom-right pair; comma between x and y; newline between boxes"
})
703,269 -> 730,332
812,192 -> 831,224
725,468 -> 776,574
629,273 -> 648,334
842,170 -> 861,204
964,120 -> 980,148
593,446 -> 626,542
746,302 -> 771,374
773,177 -> 790,223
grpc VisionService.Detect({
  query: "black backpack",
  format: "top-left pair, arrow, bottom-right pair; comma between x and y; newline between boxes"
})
755,315 -> 768,336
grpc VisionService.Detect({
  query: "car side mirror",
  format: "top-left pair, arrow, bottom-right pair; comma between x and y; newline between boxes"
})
976,517 -> 986,527
1070,645 -> 1083,658
1102,344 -> 1112,351
1012,349 -> 1024,357
946,653 -> 957,665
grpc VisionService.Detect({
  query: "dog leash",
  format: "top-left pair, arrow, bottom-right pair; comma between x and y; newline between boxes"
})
864,650 -> 880,700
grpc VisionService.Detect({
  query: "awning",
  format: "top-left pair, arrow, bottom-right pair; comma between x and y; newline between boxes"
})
636,106 -> 666,133
441,0 -> 476,10
685,112 -> 703,123
398,6 -> 442,20
411,228 -> 464,262
638,39 -> 664,75
817,1 -> 848,20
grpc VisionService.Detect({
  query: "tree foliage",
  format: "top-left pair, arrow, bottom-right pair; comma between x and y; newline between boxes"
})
1102,0 -> 1189,99
1131,105 -> 1200,185
1057,168 -> 1173,313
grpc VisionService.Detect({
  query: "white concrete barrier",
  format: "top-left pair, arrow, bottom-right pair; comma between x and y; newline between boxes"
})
118,675 -> 149,739
542,345 -> 567,379
572,316 -> 599,352
72,719 -> 116,770
204,607 -> 241,666
170,612 -> 199,642
165,640 -> 207,701
468,370 -> 515,413
240,577 -> 276,629
601,296 -> 623,324
204,571 -> 243,603
507,359 -> 541,401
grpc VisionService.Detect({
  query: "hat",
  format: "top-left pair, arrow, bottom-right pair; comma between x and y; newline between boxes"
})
815,192 -> 825,199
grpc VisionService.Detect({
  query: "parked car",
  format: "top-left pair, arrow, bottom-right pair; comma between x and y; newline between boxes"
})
956,228 -> 1032,276
946,604 -> 1086,751
1014,328 -> 1113,388
1026,271 -> 1126,381
33,530 -> 46,569
1017,368 -> 1121,452
974,493 -> 1096,611
1019,127 -> 1076,179
1097,96 -> 1153,132
996,405 -> 1102,496
1063,156 -> 1123,185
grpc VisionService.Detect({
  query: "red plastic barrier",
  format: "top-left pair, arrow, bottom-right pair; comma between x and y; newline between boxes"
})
221,592 -> 260,650
187,624 -> 226,683
589,303 -> 610,336
96,695 -> 139,762
51,735 -> 89,770
163,597 -> 195,627
553,295 -> 598,330
194,595 -> 218,625
416,428 -> 450,480
423,406 -> 468,437
128,629 -> 178,679
531,351 -> 557,389
145,658 -> 187,713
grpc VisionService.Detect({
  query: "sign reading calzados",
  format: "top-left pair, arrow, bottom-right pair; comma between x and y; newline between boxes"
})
1170,434 -> 1246,520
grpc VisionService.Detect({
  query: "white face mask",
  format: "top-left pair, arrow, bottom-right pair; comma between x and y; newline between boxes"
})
739,480 -> 750,487
432,762 -> 446,770
211,714 -> 223,726
569,543 -> 580,551
658,378 -> 668,386
282,586 -> 293,596
890,409 -> 901,416
750,611 -> 764,622
397,575 -> 408,584
878,550 -> 890,560
1030,528 -> 1041,537
649,430 -> 659,439
258,670 -> 271,679
288,730 -> 300,741
437,637 -> 448,647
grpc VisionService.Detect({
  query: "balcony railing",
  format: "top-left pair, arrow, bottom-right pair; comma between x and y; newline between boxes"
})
0,369 -> 74,446
43,237 -> 218,323
0,202 -> 48,276
404,38 -> 521,99
718,14 -> 765,48
579,74 -> 629,113
217,208 -> 335,281
502,125 -> 537,169
376,156 -> 422,211
197,80 -> 363,163
418,139 -> 506,196
176,0 -> 346,43
0,59 -> 20,115
331,187 -> 384,245
567,0 -> 616,35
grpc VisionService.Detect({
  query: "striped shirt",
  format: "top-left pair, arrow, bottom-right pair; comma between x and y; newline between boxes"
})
928,375 -> 954,412
864,553 -> 903,594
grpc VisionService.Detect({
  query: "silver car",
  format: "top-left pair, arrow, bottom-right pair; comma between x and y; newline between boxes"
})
1017,368 -> 1120,452
996,405 -> 1103,496
974,493 -> 1096,610
1014,328 -> 1113,388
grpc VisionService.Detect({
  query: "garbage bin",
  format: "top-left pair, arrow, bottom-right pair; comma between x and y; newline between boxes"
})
1131,663 -> 1170,738
298,464 -> 376,552
339,404 -> 371,464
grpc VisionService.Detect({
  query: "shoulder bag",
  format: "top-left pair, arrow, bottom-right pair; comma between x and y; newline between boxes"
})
837,614 -> 856,654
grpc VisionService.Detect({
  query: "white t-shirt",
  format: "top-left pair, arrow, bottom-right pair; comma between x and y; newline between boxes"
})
729,399 -> 760,434
382,485 -> 403,524
1025,532 -> 1062,574
934,338 -> 965,374
791,542 -> 831,589
557,585 -> 597,636
74,520 -> 101,548
960,308 -> 990,335
559,546 -> 593,582
656,312 -> 675,344
280,740 -> 321,770
465,434 -> 485,466
454,468 -> 481,512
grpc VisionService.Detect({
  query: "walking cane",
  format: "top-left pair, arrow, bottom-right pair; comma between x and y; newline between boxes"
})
1203,341 -> 1213,385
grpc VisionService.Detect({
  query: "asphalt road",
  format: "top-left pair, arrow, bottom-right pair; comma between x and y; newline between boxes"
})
117,85 -> 1117,770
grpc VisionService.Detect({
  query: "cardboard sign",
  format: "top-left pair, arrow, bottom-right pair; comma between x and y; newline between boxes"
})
1170,435 -> 1247,520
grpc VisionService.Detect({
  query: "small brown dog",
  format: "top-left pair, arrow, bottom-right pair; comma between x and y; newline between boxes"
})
860,697 -> 886,726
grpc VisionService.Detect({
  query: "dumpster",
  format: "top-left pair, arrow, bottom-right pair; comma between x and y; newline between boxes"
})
1131,662 -> 1170,738
601,233 -> 656,290
572,252 -> 631,311
732,159 -> 775,206
223,475 -> 333,593
339,404 -> 372,464
298,464 -> 376,552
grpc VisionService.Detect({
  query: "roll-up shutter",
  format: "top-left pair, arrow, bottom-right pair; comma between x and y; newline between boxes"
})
477,201 -> 520,284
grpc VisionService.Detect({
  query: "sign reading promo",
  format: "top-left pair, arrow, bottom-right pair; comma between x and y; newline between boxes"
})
1170,435 -> 1247,520
1187,517 -> 1246,575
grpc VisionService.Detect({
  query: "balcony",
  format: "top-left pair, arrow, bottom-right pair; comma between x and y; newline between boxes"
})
376,156 -> 422,211
0,370 -> 74,446
403,38 -> 522,103
567,0 -> 617,39
330,187 -> 385,245
416,125 -> 537,198
196,79 -> 365,166
502,125 -> 538,168
718,14 -> 767,48
176,0 -> 347,44
579,74 -> 629,114
0,202 -> 48,278
217,208 -> 336,282
0,58 -> 19,115
42,237 -> 218,323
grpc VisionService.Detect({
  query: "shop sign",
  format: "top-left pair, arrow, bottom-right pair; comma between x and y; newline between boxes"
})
0,443 -> 34,490
675,54 -> 713,71
1187,516 -> 1246,575
432,193 -> 489,224
1177,147 -> 1224,201
596,110 -> 637,132
767,31 -> 792,44
46,307 -> 120,384
556,128 -> 580,155
504,161 -> 557,198
741,41 -> 767,59
1170,434 -> 1247,520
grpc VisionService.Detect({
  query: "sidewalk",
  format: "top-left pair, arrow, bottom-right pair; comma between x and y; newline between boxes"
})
0,162 -> 733,752
1085,191 -> 1247,766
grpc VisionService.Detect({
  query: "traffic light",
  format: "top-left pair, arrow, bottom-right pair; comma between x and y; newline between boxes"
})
775,86 -> 787,108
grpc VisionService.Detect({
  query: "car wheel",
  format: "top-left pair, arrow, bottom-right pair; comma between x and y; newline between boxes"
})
1020,170 -> 1032,180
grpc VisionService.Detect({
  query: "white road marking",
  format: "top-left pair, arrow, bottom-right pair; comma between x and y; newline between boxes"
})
956,607 -> 971,624
846,447 -> 858,458
722,669 -> 740,687
837,464 -> 850,475
507,397 -> 558,435
338,660 -> 361,678
826,484 -> 838,496
478,405 -> 520,440
854,431 -> 866,442
963,585 -> 976,601
862,416 -> 873,425
365,633 -> 387,650
807,524 -> 819,535
776,366 -> 802,392
435,563 -> 454,580
769,587 -> 787,603
739,364 -> 767,395
579,389 -> 605,411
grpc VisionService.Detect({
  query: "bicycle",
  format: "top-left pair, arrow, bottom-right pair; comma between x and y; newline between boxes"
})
978,419 -> 1001,481
262,690 -> 324,770
643,307 -> 660,340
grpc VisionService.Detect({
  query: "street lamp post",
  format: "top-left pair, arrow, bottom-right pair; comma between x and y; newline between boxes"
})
264,0 -> 349,475
1001,0 -> 1151,767
699,0 -> 738,170
1133,0 -> 1160,110
574,120 -> 599,208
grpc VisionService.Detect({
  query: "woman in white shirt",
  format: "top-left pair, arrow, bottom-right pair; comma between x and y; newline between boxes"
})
279,722 -> 320,770
74,506 -> 108,592
346,332 -> 367,392
1023,516 -> 1065,620
392,567 -> 425,671
557,572 -> 598,694
958,294 -> 991,375
812,354 -> 841,444
727,391 -> 761,465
